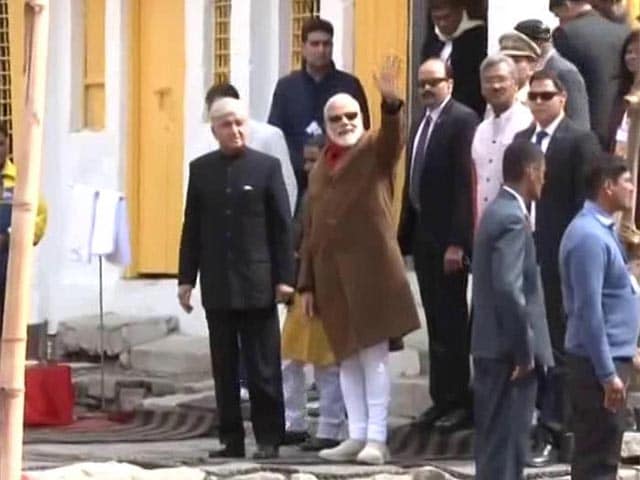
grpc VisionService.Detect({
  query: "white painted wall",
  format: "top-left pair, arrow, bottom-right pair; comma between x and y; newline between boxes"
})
487,0 -> 558,53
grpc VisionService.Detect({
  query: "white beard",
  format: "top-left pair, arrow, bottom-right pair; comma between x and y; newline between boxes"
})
327,124 -> 364,147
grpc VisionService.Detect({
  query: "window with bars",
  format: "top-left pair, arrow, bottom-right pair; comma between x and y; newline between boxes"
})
83,0 -> 105,130
291,0 -> 320,70
0,0 -> 12,150
213,0 -> 231,85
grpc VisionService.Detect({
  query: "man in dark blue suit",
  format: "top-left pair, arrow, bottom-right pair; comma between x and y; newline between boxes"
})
178,97 -> 295,460
399,57 -> 479,432
514,70 -> 601,466
472,140 -> 554,480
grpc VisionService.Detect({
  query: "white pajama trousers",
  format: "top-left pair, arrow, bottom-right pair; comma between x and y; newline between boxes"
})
339,341 -> 390,443
283,360 -> 345,439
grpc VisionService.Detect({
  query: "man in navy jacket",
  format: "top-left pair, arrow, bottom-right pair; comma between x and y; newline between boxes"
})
268,17 -> 369,199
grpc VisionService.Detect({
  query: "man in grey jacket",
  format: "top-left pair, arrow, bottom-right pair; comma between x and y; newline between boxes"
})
515,19 -> 590,130
550,0 -> 628,148
472,140 -> 554,480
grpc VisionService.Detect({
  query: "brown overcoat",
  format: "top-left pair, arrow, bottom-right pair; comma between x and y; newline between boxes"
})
298,103 -> 421,362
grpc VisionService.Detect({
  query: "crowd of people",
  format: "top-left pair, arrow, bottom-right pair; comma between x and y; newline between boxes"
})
176,1 -> 640,479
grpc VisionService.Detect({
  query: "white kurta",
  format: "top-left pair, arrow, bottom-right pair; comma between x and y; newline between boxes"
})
472,101 -> 533,223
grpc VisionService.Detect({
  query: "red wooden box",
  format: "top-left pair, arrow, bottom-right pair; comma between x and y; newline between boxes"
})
24,363 -> 74,426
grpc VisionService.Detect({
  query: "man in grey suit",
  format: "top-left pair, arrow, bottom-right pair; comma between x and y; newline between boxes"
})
472,140 -> 554,480
550,0 -> 629,148
515,19 -> 590,130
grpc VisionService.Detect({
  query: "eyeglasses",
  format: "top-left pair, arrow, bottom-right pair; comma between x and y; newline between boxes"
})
528,91 -> 560,102
328,112 -> 359,123
419,77 -> 449,88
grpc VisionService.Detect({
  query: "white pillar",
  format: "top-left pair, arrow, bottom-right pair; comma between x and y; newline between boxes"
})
249,0 -> 285,121
320,0 -> 355,72
487,0 -> 558,53
230,0 -> 252,105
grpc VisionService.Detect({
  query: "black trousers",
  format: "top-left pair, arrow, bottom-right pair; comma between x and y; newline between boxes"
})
414,238 -> 470,411
473,358 -> 537,480
537,266 -> 568,434
567,354 -> 631,480
205,307 -> 285,447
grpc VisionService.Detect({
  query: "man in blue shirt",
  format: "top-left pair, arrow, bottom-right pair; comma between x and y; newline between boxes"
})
268,17 -> 370,199
559,155 -> 640,480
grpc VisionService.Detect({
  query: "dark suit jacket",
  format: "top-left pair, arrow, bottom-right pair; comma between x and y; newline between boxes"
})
514,118 -> 601,275
398,99 -> 479,256
178,148 -> 294,311
421,26 -> 487,118
471,189 -> 554,367
553,10 -> 629,148
544,51 -> 590,131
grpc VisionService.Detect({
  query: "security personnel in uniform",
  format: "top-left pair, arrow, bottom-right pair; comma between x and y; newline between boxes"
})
177,97 -> 295,460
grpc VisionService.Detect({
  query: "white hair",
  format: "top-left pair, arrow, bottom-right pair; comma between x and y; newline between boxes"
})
209,97 -> 249,122
323,93 -> 361,121
480,53 -> 519,84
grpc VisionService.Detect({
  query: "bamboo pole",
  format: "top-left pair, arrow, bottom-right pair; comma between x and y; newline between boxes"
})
0,1 -> 49,479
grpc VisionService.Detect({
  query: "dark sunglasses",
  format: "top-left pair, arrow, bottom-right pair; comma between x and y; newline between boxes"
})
419,77 -> 449,88
528,91 -> 560,102
328,112 -> 359,123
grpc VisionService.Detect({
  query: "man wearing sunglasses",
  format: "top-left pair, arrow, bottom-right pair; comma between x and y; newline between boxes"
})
398,57 -> 479,432
514,70 -> 601,467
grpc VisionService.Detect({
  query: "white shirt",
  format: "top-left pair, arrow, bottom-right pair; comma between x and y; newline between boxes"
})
410,96 -> 451,185
195,119 -> 298,215
472,101 -> 533,224
530,113 -> 564,153
440,41 -> 453,64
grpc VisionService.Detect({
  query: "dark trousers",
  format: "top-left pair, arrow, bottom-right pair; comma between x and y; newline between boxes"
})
473,358 -> 537,480
567,354 -> 631,480
205,307 -> 285,447
414,238 -> 470,411
537,266 -> 568,435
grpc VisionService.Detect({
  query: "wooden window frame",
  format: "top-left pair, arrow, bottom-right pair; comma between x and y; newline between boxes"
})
82,0 -> 106,130
213,0 -> 232,85
0,0 -> 12,154
290,0 -> 320,71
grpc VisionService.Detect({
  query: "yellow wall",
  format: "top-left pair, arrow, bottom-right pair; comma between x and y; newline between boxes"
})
629,0 -> 640,26
353,0 -> 409,222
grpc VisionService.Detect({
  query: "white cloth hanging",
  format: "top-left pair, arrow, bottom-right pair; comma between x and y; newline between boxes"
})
69,185 -> 131,266
69,185 -> 98,263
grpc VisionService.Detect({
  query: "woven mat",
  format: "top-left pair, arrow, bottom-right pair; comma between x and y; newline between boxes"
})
24,410 -> 216,444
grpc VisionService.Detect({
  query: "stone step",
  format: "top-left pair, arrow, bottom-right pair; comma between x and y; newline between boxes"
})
390,375 -> 430,419
129,334 -> 212,376
55,313 -> 179,358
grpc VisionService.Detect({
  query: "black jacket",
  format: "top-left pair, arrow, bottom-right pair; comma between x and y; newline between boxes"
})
178,148 -> 294,310
514,118 -> 601,273
398,99 -> 479,255
421,25 -> 487,118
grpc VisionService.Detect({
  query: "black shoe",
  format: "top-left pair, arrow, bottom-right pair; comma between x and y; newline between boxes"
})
282,429 -> 309,445
416,406 -> 445,427
209,443 -> 245,458
253,444 -> 279,459
299,436 -> 340,451
433,408 -> 472,432
528,441 -> 559,467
